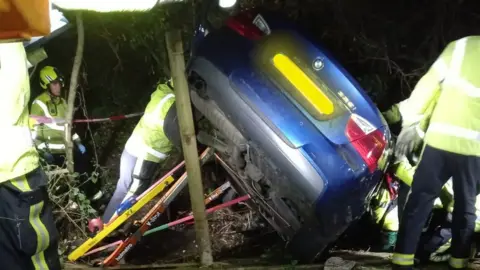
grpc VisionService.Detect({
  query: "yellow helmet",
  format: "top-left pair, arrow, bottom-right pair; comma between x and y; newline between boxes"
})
39,66 -> 64,89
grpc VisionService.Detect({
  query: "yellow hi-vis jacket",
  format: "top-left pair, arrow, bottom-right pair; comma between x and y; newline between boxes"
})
0,42 -> 39,182
372,188 -> 399,231
373,160 -> 480,232
402,36 -> 480,157
125,84 -> 175,163
377,92 -> 480,231
373,101 -> 447,231
30,91 -> 81,154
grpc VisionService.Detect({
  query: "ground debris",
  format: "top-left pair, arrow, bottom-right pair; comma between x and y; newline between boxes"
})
324,257 -> 356,270
329,250 -> 480,269
209,207 -> 256,252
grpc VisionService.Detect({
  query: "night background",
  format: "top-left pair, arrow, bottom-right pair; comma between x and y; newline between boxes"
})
34,0 -> 480,266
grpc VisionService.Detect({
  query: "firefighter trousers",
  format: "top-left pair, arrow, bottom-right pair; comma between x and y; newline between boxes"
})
0,167 -> 61,270
393,145 -> 480,269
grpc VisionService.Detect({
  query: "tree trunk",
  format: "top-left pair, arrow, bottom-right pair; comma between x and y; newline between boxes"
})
65,12 -> 85,174
165,30 -> 213,266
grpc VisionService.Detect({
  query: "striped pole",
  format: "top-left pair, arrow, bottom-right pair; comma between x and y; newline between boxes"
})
29,112 -> 143,125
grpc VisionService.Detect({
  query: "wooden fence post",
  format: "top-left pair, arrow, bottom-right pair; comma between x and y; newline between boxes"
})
165,30 -> 213,266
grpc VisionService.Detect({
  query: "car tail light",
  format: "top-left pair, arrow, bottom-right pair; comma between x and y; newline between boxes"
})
345,114 -> 386,173
225,11 -> 265,40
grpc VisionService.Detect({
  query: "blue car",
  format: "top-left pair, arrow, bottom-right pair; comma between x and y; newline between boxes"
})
164,6 -> 393,262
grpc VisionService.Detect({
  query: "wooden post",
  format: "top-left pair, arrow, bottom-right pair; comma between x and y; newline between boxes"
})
165,30 -> 213,266
65,12 -> 85,174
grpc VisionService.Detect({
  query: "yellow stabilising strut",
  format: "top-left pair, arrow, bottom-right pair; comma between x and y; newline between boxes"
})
67,175 -> 175,261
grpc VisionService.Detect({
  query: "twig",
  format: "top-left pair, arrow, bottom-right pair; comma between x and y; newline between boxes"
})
78,83 -> 99,164
99,27 -> 123,72
52,199 -> 88,238
65,12 -> 85,175
46,169 -> 69,177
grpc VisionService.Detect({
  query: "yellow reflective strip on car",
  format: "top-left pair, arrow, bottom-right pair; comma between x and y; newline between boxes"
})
272,53 -> 334,115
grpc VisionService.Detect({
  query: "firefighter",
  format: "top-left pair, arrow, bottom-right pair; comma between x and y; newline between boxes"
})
392,36 -> 480,270
417,180 -> 480,264
0,41 -> 62,270
31,66 -> 83,156
1,1 -> 173,269
372,101 -> 439,252
30,66 -> 102,202
378,98 -> 480,262
371,186 -> 399,251
101,81 -> 179,223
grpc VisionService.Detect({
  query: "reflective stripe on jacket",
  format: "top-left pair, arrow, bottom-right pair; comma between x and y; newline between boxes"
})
30,91 -> 80,154
52,0 -> 157,12
384,92 -> 439,140
125,83 -> 175,163
0,43 -> 39,182
403,36 -> 480,156
382,100 -> 424,127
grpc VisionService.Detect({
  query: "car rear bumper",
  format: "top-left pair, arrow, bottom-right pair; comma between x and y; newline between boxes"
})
190,57 -> 326,206
287,169 -> 385,262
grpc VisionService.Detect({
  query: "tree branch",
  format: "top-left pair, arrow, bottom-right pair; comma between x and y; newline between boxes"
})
65,12 -> 85,175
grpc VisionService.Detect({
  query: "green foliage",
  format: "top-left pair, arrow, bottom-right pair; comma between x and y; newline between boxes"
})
43,163 -> 96,239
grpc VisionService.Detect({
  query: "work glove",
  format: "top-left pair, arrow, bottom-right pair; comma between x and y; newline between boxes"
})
395,125 -> 422,159
88,217 -> 104,234
77,143 -> 86,154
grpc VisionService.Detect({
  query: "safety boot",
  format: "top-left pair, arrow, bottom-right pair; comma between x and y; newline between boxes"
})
380,230 -> 397,252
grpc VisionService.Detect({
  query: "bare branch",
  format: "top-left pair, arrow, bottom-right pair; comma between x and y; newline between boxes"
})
65,12 -> 85,175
